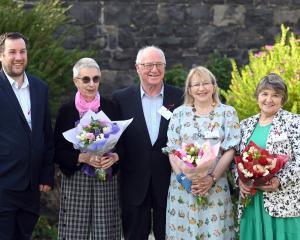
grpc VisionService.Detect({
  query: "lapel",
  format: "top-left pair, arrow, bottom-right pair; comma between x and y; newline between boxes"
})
154,84 -> 176,146
132,85 -> 152,146
28,75 -> 37,133
240,113 -> 259,151
0,71 -> 31,134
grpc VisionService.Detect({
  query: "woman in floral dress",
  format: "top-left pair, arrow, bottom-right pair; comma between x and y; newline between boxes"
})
164,66 -> 240,239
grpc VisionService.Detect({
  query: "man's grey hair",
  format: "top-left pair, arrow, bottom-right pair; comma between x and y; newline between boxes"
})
73,58 -> 100,78
135,45 -> 166,64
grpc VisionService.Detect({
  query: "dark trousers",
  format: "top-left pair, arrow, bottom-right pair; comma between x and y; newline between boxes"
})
122,181 -> 166,240
0,188 -> 40,240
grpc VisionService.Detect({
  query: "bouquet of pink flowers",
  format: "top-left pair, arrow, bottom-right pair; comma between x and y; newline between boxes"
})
171,141 -> 220,205
76,117 -> 119,150
235,141 -> 289,206
63,110 -> 132,181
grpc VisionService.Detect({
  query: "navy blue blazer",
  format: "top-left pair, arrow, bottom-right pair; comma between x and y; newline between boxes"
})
0,70 -> 54,191
113,84 -> 183,207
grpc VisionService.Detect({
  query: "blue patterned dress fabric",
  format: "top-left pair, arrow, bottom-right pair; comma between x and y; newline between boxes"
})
165,104 -> 240,239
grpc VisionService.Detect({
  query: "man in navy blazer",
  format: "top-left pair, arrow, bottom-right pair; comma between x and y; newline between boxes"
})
113,46 -> 183,240
0,32 -> 54,240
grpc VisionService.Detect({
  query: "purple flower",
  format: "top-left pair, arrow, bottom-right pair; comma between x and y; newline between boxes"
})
82,165 -> 96,177
94,129 -> 101,136
111,123 -> 120,134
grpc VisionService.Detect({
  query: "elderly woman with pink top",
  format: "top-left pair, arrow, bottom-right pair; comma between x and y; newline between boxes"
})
54,58 -> 121,240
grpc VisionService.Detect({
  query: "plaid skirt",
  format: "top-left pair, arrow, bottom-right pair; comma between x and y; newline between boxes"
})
58,170 -> 122,240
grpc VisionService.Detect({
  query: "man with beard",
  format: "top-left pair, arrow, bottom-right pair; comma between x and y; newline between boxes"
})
0,32 -> 54,240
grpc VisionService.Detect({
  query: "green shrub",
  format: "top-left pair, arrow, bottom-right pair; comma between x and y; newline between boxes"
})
206,50 -> 232,92
0,0 -> 94,115
163,53 -> 231,93
32,215 -> 58,240
223,25 -> 300,120
164,64 -> 187,89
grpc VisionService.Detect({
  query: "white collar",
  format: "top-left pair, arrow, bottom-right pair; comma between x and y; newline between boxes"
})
4,70 -> 29,89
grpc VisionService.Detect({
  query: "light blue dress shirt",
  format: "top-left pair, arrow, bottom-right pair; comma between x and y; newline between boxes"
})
141,85 -> 164,145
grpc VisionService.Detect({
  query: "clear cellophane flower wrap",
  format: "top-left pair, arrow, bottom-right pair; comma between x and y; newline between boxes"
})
170,141 -> 220,205
235,141 -> 289,207
63,109 -> 133,181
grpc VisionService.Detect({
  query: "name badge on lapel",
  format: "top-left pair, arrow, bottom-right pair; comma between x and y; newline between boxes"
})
204,130 -> 220,139
158,106 -> 173,120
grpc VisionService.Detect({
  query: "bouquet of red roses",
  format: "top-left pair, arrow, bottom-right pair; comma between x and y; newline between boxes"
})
235,141 -> 289,206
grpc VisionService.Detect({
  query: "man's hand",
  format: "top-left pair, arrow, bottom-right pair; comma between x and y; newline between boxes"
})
39,184 -> 52,192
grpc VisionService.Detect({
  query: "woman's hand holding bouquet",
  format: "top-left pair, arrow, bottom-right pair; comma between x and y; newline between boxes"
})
235,141 -> 289,207
63,110 -> 132,181
78,152 -> 119,169
169,141 -> 220,205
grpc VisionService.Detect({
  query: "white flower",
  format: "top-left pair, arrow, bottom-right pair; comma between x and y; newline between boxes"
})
194,142 -> 200,148
202,142 -> 209,151
242,152 -> 249,162
238,163 -> 253,178
102,126 -> 110,133
245,171 -> 253,178
95,133 -> 105,141
183,155 -> 194,163
195,157 -> 201,166
263,169 -> 269,176
238,163 -> 244,171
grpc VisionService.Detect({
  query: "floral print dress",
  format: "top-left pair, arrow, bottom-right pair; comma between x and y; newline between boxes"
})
165,104 -> 240,240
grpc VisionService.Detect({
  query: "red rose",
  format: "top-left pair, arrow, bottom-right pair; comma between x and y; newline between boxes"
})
258,156 -> 269,165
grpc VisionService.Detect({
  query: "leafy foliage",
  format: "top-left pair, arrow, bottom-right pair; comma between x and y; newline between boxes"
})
164,52 -> 232,92
0,0 -> 94,115
32,215 -> 57,240
206,50 -> 232,91
164,64 -> 187,88
223,25 -> 300,120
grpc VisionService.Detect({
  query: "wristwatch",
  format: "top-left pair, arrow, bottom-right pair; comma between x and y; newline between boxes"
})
208,173 -> 217,185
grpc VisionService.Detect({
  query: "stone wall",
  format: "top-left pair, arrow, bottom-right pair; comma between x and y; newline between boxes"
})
25,0 -> 300,221
58,0 -> 300,96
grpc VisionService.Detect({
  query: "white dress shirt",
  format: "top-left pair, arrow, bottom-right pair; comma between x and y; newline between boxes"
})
5,71 -> 32,129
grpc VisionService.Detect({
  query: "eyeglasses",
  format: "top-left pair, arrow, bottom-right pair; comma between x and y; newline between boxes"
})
189,82 -> 213,89
76,76 -> 101,84
139,62 -> 166,70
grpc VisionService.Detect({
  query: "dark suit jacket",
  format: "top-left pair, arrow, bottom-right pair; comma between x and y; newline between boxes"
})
112,84 -> 183,207
0,70 -> 54,191
54,97 -> 119,176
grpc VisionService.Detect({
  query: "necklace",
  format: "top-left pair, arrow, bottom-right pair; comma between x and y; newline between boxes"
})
192,102 -> 216,121
191,103 -> 217,138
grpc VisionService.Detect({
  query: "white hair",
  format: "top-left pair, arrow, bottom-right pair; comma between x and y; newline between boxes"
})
135,45 -> 166,64
73,58 -> 100,78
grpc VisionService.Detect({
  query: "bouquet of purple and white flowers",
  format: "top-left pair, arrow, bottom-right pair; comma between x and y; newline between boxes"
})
63,110 -> 132,181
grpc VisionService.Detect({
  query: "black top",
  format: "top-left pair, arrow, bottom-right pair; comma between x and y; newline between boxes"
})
54,97 -> 118,176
